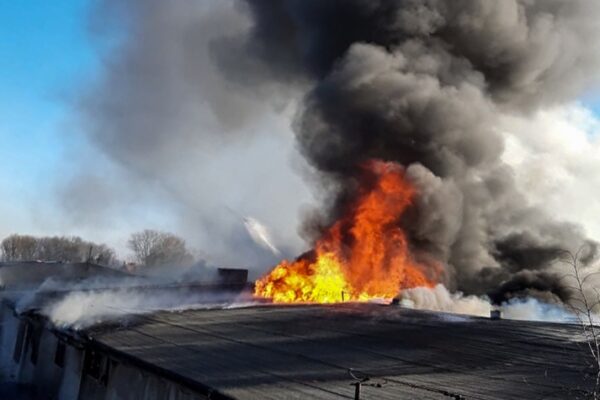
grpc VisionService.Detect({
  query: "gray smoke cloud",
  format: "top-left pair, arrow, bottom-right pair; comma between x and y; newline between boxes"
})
68,0 -> 312,272
227,0 -> 600,299
73,0 -> 600,301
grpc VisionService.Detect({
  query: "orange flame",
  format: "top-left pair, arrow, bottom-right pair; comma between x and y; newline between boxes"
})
255,160 -> 435,303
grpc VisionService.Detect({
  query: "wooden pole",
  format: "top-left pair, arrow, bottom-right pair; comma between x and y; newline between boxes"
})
353,382 -> 361,400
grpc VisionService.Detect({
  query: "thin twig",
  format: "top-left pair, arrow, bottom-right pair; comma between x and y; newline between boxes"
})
561,245 -> 600,399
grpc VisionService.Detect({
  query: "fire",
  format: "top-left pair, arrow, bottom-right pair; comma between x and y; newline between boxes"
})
255,160 -> 434,303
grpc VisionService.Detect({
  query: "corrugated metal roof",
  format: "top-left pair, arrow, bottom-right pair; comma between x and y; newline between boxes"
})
84,304 -> 592,399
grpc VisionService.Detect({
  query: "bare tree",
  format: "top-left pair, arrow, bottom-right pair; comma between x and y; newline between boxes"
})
128,230 -> 162,265
1,234 -> 37,261
89,244 -> 117,266
35,236 -> 81,262
0,234 -> 117,266
128,230 -> 193,267
561,246 -> 600,399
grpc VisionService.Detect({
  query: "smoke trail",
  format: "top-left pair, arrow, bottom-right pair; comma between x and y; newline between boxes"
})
14,268 -> 255,329
243,216 -> 281,255
400,284 -> 574,323
41,289 -> 257,329
226,0 -> 600,301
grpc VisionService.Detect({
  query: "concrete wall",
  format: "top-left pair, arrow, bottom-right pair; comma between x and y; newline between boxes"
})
0,303 -> 207,400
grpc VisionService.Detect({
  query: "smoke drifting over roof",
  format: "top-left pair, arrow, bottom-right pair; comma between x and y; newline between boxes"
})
229,0 -> 600,297
77,1 -> 600,301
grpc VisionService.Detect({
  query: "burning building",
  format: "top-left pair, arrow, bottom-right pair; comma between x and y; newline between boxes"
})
1,0 -> 600,398
0,262 -> 594,398
74,1 -> 600,308
234,0 -> 600,308
0,291 -> 593,399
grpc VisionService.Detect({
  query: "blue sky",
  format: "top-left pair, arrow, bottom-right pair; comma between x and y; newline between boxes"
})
0,0 -> 97,194
0,1 -> 114,239
0,0 -> 190,254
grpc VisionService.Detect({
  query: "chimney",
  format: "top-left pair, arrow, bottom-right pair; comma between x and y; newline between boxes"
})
490,309 -> 502,320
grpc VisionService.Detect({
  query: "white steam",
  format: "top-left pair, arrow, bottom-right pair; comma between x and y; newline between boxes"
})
12,266 -> 255,330
400,284 -> 576,323
399,285 -> 491,317
501,297 -> 573,322
243,216 -> 281,255
41,289 -> 257,330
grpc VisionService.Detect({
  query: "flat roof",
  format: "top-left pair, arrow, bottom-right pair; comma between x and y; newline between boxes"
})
81,304 -> 592,399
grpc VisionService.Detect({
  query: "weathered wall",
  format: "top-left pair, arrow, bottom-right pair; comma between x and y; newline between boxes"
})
0,303 -> 207,400
81,360 -> 205,400
0,303 -> 21,381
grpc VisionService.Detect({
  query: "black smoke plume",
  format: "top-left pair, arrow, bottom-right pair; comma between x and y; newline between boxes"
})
228,0 -> 600,298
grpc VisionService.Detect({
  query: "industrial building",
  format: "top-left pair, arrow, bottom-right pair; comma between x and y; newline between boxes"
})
0,262 -> 594,399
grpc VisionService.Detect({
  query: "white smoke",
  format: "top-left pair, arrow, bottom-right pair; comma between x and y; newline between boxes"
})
399,285 -> 491,317
400,284 -> 576,323
11,265 -> 254,330
501,297 -> 573,322
243,216 -> 281,255
41,288 -> 257,330
13,278 -> 583,329
501,102 -> 600,242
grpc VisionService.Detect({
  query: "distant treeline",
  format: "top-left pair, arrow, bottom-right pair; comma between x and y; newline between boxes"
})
0,229 -> 195,268
0,234 -> 116,266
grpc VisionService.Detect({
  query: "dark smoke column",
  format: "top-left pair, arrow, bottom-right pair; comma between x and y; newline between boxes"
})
234,0 -> 600,301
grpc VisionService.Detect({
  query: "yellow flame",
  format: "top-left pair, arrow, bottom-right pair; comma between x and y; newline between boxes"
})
255,252 -> 352,303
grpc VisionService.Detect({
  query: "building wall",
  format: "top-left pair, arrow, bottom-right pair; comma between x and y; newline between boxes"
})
0,303 -> 207,400
80,360 -> 204,400
0,302 -> 81,398
0,303 -> 21,381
